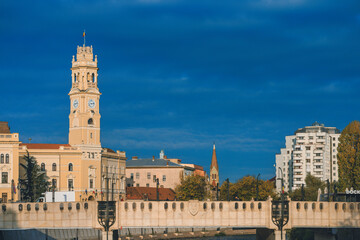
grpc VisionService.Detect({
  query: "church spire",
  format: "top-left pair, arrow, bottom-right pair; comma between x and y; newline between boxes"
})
210,143 -> 218,170
210,143 -> 219,187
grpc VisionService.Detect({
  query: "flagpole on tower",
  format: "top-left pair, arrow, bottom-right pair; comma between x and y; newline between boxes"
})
83,30 -> 86,46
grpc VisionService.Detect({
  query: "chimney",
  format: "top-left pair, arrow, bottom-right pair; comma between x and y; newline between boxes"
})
167,160 -> 169,166
132,156 -> 138,160
152,156 -> 155,161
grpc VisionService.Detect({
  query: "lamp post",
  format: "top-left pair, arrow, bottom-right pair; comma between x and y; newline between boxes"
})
154,177 -> 159,201
226,178 -> 230,201
301,184 -> 305,201
271,167 -> 288,240
256,174 -> 260,201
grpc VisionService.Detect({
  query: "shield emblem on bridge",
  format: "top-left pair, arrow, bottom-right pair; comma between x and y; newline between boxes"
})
189,201 -> 199,216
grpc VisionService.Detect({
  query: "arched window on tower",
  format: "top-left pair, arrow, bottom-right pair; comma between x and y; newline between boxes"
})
5,154 -> 9,164
87,73 -> 90,82
0,154 -> 4,163
68,163 -> 73,172
74,73 -> 77,83
52,163 -> 57,171
88,118 -> 94,125
92,73 -> 95,83
41,163 -> 45,171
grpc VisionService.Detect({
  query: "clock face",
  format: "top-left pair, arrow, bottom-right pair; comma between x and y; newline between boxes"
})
73,99 -> 79,109
88,99 -> 95,109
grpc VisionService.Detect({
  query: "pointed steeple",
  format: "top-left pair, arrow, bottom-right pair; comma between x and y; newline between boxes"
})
210,143 -> 219,188
210,143 -> 218,170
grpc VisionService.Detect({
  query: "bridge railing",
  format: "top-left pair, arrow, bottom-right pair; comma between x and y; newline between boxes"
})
288,201 -> 360,229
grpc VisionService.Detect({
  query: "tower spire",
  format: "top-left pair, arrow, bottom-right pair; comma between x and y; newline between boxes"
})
210,143 -> 219,188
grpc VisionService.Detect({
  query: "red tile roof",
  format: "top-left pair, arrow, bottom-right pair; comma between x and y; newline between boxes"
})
0,122 -> 10,133
20,143 -> 71,149
126,187 -> 176,201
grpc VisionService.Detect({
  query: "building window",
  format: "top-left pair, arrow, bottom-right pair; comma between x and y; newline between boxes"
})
41,163 -> 45,171
136,184 -> 139,187
88,118 -> 94,125
52,179 -> 57,188
5,154 -> 9,164
68,179 -> 74,191
0,154 -> 3,163
68,163 -> 73,171
90,133 -> 93,139
146,183 -> 149,187
153,175 -> 156,181
52,163 -> 57,171
89,179 -> 94,189
2,172 -> 8,184
91,153 -> 95,159
147,172 -> 151,179
136,172 -> 140,179
130,173 -> 134,179
163,175 -> 166,182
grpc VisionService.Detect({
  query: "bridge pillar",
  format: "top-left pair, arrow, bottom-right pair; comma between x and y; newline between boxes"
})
101,230 -> 113,240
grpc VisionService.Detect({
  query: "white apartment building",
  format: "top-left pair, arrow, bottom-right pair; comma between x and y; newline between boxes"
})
275,122 -> 340,193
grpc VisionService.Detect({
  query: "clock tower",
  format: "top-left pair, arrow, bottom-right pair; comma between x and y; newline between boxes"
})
68,44 -> 101,148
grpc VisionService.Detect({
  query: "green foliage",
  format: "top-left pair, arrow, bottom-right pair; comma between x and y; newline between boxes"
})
289,174 -> 325,201
20,151 -> 50,202
219,175 -> 275,201
175,174 -> 207,200
337,120 -> 360,191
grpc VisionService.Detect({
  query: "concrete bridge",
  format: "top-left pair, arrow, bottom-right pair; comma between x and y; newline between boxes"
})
0,199 -> 359,239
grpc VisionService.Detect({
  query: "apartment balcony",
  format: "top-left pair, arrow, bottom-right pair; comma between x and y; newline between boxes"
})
313,149 -> 323,154
293,161 -> 302,166
316,138 -> 325,143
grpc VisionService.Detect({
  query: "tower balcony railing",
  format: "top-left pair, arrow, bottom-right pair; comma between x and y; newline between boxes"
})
73,61 -> 97,67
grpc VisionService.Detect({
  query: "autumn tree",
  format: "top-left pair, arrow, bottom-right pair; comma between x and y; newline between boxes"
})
289,174 -> 325,201
337,120 -> 360,191
20,151 -> 50,202
175,174 -> 207,200
219,176 -> 275,201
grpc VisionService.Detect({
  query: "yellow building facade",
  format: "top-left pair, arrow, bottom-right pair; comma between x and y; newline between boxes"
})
0,43 -> 126,202
0,122 -> 20,202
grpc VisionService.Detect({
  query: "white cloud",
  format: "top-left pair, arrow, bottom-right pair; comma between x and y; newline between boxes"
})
102,127 -> 277,151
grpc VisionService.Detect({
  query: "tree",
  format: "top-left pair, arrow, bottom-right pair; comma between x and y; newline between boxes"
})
337,120 -> 360,191
20,151 -> 50,202
289,174 -> 325,201
175,174 -> 207,200
219,176 -> 275,201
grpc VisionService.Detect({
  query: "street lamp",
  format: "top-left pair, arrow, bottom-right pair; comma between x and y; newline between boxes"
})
256,173 -> 260,201
154,177 -> 159,201
226,178 -> 230,201
271,167 -> 289,240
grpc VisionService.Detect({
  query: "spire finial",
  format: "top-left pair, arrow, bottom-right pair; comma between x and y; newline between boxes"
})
213,142 -> 215,150
83,30 -> 86,46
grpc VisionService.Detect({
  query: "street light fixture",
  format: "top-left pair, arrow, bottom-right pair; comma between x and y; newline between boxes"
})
256,173 -> 260,201
153,177 -> 159,201
271,167 -> 289,240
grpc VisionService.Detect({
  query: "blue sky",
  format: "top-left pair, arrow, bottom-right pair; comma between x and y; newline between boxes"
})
1,0 -> 360,182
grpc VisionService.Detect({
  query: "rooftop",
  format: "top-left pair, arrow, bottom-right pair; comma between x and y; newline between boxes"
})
0,122 -> 10,134
126,158 -> 191,169
295,122 -> 340,134
126,187 -> 176,201
20,143 -> 71,149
